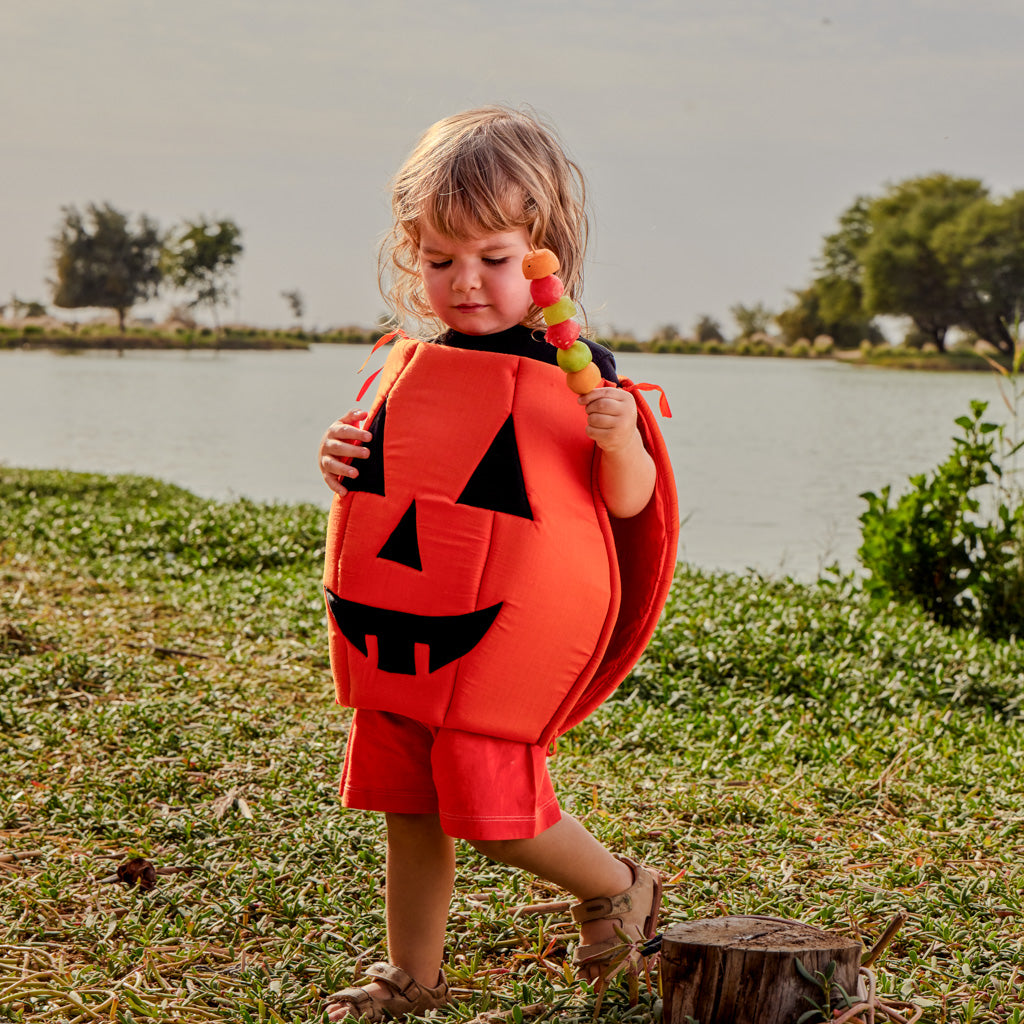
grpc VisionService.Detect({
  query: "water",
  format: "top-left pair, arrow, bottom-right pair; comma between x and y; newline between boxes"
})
0,345 -> 1009,578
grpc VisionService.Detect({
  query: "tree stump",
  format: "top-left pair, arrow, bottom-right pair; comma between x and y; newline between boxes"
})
661,916 -> 863,1024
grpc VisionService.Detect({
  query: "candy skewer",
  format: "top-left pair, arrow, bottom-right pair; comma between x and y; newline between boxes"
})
523,249 -> 601,394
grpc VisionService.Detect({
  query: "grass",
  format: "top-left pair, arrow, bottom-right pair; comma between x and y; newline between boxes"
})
1,467 -> 1023,1023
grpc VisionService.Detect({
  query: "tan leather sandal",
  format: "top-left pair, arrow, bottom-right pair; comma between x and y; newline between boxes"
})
323,962 -> 450,1021
571,855 -> 663,982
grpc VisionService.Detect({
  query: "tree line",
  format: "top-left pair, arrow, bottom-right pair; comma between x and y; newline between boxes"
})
647,174 -> 1023,356
778,173 -> 1024,355
14,175 -> 1024,350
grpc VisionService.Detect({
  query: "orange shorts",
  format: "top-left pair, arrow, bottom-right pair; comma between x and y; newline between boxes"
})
339,709 -> 561,841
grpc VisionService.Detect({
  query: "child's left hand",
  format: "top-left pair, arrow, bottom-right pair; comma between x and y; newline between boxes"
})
579,387 -> 639,453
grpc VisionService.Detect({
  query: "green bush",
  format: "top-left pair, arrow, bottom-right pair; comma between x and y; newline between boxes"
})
858,400 -> 1024,638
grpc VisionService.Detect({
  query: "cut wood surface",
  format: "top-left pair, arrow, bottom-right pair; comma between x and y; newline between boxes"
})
661,915 -> 863,1024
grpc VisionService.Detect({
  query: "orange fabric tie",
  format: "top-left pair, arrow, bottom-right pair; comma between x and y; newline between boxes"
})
633,381 -> 672,418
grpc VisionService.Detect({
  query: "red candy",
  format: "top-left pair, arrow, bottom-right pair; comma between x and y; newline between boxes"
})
545,319 -> 581,349
530,275 -> 563,307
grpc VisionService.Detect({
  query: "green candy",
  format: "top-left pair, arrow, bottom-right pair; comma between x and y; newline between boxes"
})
542,295 -> 577,326
556,341 -> 593,373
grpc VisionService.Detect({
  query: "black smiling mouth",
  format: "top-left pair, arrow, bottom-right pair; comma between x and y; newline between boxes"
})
325,587 -> 502,675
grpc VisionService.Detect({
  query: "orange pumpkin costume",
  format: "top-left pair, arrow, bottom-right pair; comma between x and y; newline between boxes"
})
323,330 -> 677,750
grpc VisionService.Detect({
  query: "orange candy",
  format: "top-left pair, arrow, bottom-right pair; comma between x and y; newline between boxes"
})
522,249 -> 561,280
565,362 -> 602,394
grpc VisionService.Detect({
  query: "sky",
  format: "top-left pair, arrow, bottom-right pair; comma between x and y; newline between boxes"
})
2,0 -> 1023,340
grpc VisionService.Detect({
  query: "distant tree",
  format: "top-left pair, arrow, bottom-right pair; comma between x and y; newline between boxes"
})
932,190 -> 1024,351
808,175 -> 1013,352
776,284 -> 883,349
7,295 -> 47,318
693,314 -> 724,343
281,288 -> 305,327
162,218 -> 243,331
50,202 -> 163,331
860,175 -> 987,350
730,302 -> 773,340
651,322 -> 681,342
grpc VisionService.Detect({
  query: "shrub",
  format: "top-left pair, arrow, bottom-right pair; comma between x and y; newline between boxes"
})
813,334 -> 834,356
787,338 -> 810,358
858,400 -> 1024,638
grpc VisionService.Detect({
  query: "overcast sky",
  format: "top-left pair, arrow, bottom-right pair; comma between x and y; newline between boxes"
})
2,0 -> 1022,339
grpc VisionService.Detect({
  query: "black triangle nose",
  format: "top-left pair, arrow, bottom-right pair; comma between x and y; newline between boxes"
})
377,501 -> 422,571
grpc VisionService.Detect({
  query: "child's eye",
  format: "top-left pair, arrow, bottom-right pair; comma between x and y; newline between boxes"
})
483,257 -> 509,266
427,260 -> 452,270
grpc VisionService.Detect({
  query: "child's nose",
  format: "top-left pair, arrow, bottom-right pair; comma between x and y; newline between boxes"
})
452,261 -> 481,292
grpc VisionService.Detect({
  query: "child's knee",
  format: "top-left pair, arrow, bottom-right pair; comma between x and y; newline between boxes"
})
468,837 -> 522,864
385,811 -> 445,842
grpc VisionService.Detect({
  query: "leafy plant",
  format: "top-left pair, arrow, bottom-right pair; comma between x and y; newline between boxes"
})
795,959 -> 856,1023
858,398 -> 1024,638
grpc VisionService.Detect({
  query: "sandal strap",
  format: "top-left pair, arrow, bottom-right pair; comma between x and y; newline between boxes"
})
365,961 -> 420,1000
324,963 -> 450,1020
323,987 -> 377,1016
573,936 -> 622,964
571,857 -> 648,924
572,892 -> 631,923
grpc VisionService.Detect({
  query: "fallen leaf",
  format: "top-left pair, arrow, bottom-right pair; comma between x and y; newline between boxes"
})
116,857 -> 157,891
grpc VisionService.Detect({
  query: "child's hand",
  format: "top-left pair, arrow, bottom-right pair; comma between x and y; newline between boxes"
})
318,409 -> 373,496
580,388 -> 656,518
578,387 -> 639,453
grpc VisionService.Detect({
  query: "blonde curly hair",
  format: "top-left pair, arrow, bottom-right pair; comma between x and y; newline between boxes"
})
378,106 -> 589,334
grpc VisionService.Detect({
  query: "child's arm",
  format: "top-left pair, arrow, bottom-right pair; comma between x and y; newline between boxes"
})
579,388 -> 656,518
318,408 -> 373,497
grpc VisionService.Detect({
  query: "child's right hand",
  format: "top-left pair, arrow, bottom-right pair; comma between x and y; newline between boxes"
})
318,409 -> 373,496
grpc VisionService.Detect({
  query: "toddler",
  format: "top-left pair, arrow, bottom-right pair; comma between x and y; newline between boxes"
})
317,106 -> 677,1021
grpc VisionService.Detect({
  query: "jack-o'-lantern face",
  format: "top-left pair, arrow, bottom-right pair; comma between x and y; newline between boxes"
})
326,397 -> 530,673
323,344 -> 614,739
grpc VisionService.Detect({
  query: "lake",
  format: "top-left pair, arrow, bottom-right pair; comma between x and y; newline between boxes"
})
0,345 -> 1010,579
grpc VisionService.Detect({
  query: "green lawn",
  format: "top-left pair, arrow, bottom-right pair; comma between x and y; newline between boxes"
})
1,469 -> 1022,1023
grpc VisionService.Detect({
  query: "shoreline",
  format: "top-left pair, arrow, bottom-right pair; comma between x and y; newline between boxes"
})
0,329 -> 1009,371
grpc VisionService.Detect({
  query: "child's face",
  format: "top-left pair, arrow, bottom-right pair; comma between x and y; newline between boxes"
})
417,224 -> 534,336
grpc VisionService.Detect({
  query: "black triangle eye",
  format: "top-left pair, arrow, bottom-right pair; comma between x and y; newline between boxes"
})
346,400 -> 386,496
457,414 -> 533,520
377,501 -> 422,570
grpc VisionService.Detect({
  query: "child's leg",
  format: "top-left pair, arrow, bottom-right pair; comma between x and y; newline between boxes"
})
328,812 -> 455,1022
384,812 -> 456,981
470,811 -> 631,901
470,812 -> 635,953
